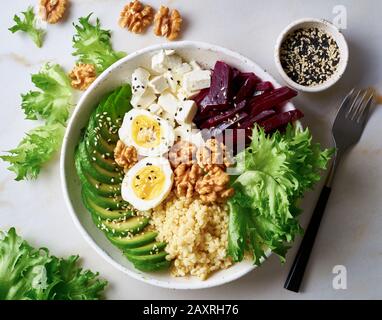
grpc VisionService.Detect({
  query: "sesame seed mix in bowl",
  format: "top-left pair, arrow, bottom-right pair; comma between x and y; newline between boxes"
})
280,27 -> 340,87
73,48 -> 332,282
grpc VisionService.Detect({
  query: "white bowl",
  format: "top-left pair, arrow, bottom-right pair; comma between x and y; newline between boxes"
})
61,41 -> 295,290
274,18 -> 349,93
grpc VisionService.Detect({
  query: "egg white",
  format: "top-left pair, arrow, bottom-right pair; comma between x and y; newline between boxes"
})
121,157 -> 173,211
118,109 -> 175,157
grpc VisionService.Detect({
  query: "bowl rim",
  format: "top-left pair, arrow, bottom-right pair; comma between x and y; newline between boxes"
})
274,18 -> 349,93
60,40 -> 279,290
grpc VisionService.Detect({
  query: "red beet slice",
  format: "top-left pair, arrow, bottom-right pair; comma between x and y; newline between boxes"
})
199,61 -> 232,108
259,109 -> 304,133
238,109 -> 276,129
248,87 -> 298,117
200,101 -> 246,128
192,88 -> 209,106
198,103 -> 232,116
233,76 -> 259,104
254,81 -> 274,93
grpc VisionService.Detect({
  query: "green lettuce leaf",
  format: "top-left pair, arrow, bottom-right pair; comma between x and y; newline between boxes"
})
0,228 -> 107,300
72,14 -> 126,74
228,125 -> 334,265
21,63 -> 73,125
0,123 -> 65,181
9,6 -> 45,48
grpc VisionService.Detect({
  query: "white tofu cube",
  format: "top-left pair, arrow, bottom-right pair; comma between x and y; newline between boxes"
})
174,125 -> 193,142
191,131 -> 205,147
131,89 -> 157,109
164,71 -> 177,93
174,62 -> 192,75
177,87 -> 199,102
182,69 -> 211,92
157,92 -> 180,115
151,50 -> 183,73
164,49 -> 175,56
162,111 -> 176,127
190,60 -> 201,70
175,100 -> 197,125
165,54 -> 182,70
132,67 -> 151,97
147,103 -> 163,115
148,75 -> 169,94
151,50 -> 167,73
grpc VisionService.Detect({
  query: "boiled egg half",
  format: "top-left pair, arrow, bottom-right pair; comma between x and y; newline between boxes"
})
119,109 -> 175,157
121,157 -> 173,211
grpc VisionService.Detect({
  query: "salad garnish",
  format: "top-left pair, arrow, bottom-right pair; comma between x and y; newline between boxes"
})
1,64 -> 73,180
72,14 -> 126,75
9,6 -> 45,48
227,125 -> 334,264
0,123 -> 65,181
0,228 -> 107,300
22,63 -> 73,125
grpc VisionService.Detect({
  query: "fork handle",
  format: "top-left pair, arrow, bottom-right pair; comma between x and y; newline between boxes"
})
284,185 -> 332,292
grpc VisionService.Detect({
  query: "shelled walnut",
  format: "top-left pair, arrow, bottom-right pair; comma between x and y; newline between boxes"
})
114,140 -> 138,171
39,0 -> 68,24
168,141 -> 197,168
196,138 -> 233,171
173,163 -> 203,200
69,63 -> 97,91
195,165 -> 234,203
119,0 -> 154,33
153,5 -> 182,41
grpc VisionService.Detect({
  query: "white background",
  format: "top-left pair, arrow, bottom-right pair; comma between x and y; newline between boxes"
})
0,0 -> 381,299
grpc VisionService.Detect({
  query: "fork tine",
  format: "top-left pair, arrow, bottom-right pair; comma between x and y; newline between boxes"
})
345,89 -> 360,118
353,90 -> 370,121
348,90 -> 364,120
358,90 -> 375,124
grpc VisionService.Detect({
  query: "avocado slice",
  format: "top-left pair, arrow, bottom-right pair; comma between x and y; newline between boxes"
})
79,142 -> 123,185
85,141 -> 119,172
125,251 -> 168,264
131,260 -> 171,272
107,231 -> 158,249
124,242 -> 167,256
80,140 -> 121,174
82,189 -> 132,220
101,216 -> 149,236
85,127 -> 116,157
75,148 -> 121,197
83,187 -> 129,211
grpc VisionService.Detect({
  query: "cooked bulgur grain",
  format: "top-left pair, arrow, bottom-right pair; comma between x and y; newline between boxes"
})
151,195 -> 232,280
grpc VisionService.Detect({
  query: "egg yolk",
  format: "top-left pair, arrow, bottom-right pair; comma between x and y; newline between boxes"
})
132,165 -> 165,201
131,115 -> 161,148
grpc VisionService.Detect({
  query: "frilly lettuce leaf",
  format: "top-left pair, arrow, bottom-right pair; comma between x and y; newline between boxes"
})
0,228 -> 107,300
21,63 -> 73,125
228,125 -> 334,265
0,123 -> 65,181
72,14 -> 126,74
9,6 -> 45,48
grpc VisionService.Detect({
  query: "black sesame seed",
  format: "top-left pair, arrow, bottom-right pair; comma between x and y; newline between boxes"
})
280,27 -> 340,87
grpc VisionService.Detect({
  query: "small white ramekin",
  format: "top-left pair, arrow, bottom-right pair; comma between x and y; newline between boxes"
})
274,18 -> 349,93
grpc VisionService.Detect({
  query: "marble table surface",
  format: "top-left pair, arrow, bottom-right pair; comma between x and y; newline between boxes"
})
1,0 -> 381,299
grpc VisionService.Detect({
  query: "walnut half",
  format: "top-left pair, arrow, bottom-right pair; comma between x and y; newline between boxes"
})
196,138 -> 233,171
154,6 -> 182,41
119,0 -> 154,33
114,140 -> 138,171
39,0 -> 68,24
69,64 -> 97,91
195,165 -> 234,203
